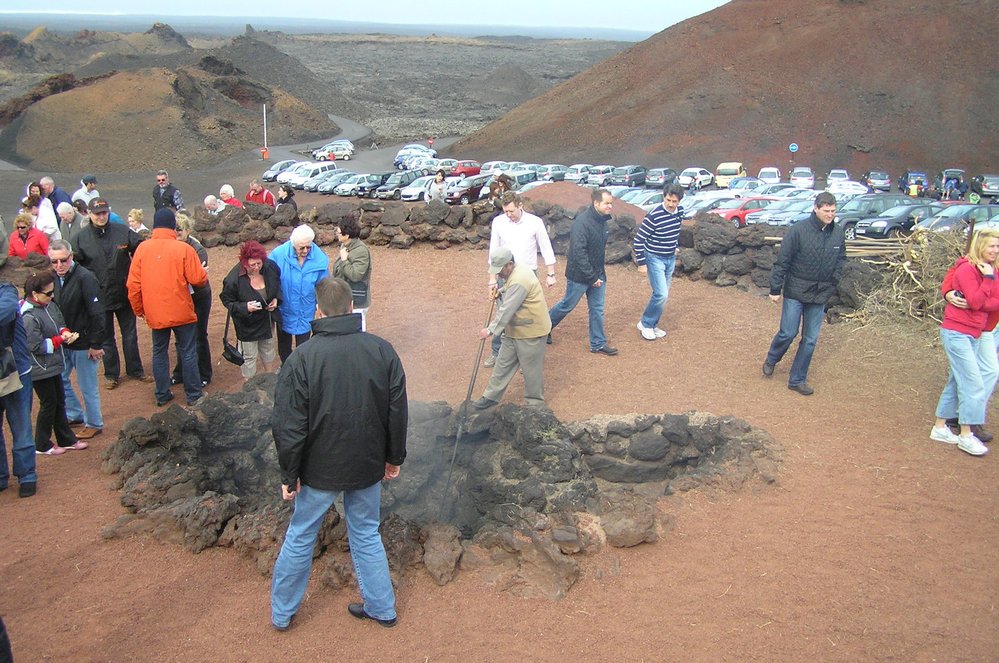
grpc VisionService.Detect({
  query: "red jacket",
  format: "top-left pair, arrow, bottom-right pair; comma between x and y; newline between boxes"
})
126,228 -> 208,330
8,228 -> 49,259
245,188 -> 276,207
941,257 -> 999,338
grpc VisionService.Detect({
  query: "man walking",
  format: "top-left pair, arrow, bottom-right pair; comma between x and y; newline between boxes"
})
74,197 -> 150,389
152,170 -> 183,211
127,208 -> 208,408
633,183 -> 685,340
484,191 -> 557,367
473,248 -> 551,409
40,176 -> 72,210
762,191 -> 846,395
271,277 -> 408,631
0,280 -> 37,498
50,240 -> 105,439
548,188 -> 618,356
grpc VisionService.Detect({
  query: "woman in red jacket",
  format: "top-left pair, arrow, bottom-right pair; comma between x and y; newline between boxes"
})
931,228 -> 999,456
7,212 -> 49,259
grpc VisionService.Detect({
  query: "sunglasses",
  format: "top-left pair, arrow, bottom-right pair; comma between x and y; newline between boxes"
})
16,225 -> 28,230
39,289 -> 54,297
156,178 -> 167,183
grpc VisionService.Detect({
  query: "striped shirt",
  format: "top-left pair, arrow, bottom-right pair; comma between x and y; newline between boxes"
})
632,204 -> 684,265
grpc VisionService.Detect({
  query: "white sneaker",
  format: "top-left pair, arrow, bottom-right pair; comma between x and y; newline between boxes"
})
653,327 -> 667,338
636,322 -> 656,341
930,425 -> 960,444
957,433 -> 989,456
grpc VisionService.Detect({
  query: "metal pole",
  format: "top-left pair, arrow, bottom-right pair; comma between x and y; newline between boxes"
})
262,103 -> 268,149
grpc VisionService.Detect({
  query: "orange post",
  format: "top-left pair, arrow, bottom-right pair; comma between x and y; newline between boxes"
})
260,147 -> 270,160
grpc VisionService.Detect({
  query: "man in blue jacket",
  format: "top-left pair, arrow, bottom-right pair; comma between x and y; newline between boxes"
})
0,281 -> 37,497
763,192 -> 846,395
271,277 -> 407,631
548,188 -> 618,355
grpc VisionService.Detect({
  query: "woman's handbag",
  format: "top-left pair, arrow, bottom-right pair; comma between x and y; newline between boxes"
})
222,312 -> 245,366
0,346 -> 22,397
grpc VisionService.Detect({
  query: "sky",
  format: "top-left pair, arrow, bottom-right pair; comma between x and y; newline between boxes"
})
1,1 -> 731,36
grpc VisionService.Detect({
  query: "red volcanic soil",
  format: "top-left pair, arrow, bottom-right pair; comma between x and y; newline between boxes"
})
454,0 -> 999,178
1,241 -> 997,661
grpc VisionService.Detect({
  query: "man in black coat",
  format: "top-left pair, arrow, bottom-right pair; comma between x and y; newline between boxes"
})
762,191 -> 846,395
73,197 -> 149,389
270,277 -> 407,631
152,170 -> 184,211
50,239 -> 106,438
548,188 -> 618,355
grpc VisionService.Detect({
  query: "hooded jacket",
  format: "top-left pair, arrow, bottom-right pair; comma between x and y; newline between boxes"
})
269,240 -> 329,335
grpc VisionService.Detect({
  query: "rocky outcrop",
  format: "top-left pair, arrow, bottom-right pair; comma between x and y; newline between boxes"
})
99,376 -> 781,599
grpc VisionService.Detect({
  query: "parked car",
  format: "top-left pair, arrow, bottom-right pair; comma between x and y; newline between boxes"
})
585,165 -> 615,186
316,171 -> 358,194
355,172 -> 394,198
916,203 -> 999,233
618,188 -> 647,202
565,164 -> 593,184
610,165 -> 647,187
898,170 -> 929,195
445,174 -> 492,204
789,166 -> 815,189
286,162 -> 338,189
333,174 -> 367,196
745,199 -> 813,226
678,167 -> 714,189
518,180 -> 551,195
753,182 -> 797,196
861,169 -> 891,192
773,187 -> 816,198
375,170 -> 422,200
481,161 -> 510,175
645,168 -> 679,188
315,144 -> 353,161
826,181 -> 870,197
394,145 -> 436,169
715,162 -> 747,188
536,164 -> 569,182
311,139 -> 354,159
449,160 -> 481,177
630,191 -> 664,213
827,169 -> 850,183
275,161 -> 313,185
710,197 -> 779,228
400,175 -> 436,202
757,167 -> 781,185
980,174 -> 999,199
833,193 -> 915,239
304,168 -> 349,192
506,168 -> 539,190
262,159 -> 297,182
728,177 -> 763,197
683,196 -> 736,219
853,203 -> 944,238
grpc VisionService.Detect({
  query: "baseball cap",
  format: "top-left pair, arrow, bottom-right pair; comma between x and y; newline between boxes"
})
488,247 -> 514,274
82,174 -> 97,185
88,198 -> 110,213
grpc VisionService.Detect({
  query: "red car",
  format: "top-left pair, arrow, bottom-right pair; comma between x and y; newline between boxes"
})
450,160 -> 481,177
710,197 -> 778,228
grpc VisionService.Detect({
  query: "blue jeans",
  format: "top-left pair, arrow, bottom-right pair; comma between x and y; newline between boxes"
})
765,298 -> 825,386
62,348 -> 102,429
549,278 -> 606,351
936,328 -> 989,424
271,482 -> 395,627
151,323 -> 202,404
978,330 -> 999,409
640,253 -> 676,329
0,372 -> 35,487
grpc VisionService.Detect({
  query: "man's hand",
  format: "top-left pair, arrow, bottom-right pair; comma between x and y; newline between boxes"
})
594,279 -> 604,287
946,290 -> 969,309
637,265 -> 648,275
384,463 -> 401,481
545,274 -> 556,288
488,282 -> 499,299
769,294 -> 782,303
87,348 -> 104,361
281,480 -> 300,500
479,328 -> 491,340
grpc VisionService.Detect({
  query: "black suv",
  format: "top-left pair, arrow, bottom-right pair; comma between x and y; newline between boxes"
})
853,202 -> 943,238
355,172 -> 394,198
836,193 -> 914,239
375,170 -> 421,200
609,165 -> 647,187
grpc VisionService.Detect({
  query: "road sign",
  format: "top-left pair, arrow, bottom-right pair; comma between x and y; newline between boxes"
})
789,143 -> 799,153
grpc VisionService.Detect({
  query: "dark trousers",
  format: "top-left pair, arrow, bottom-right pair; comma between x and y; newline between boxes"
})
102,307 -> 144,380
172,289 -> 213,384
277,328 -> 311,364
32,374 -> 78,452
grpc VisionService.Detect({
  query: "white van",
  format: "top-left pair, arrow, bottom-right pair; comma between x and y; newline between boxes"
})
757,167 -> 782,185
285,162 -> 338,189
715,162 -> 747,188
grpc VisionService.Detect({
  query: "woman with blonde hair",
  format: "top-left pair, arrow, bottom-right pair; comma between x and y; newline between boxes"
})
931,228 -> 999,456
126,209 -> 150,237
168,211 -> 213,386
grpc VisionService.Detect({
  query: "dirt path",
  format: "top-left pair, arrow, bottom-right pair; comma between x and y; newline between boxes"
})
2,243 -> 997,662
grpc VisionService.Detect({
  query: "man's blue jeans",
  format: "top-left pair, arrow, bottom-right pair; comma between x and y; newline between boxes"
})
62,348 -> 102,429
271,482 -> 396,628
640,253 -> 677,329
151,323 -> 201,404
549,278 -> 606,351
765,297 -> 825,386
936,328 -> 989,424
0,372 -> 36,487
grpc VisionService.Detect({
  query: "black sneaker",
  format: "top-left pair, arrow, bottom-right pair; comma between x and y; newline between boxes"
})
156,393 -> 176,407
762,361 -> 775,377
788,383 -> 814,396
19,482 -> 36,498
347,603 -> 396,628
591,345 -> 619,356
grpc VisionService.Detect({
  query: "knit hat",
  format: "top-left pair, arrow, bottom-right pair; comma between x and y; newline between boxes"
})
153,207 -> 177,230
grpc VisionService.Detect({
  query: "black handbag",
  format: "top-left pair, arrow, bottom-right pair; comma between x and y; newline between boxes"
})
222,312 -> 245,366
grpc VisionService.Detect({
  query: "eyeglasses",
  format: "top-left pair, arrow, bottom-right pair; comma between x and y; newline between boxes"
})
50,257 -> 70,264
156,178 -> 167,183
